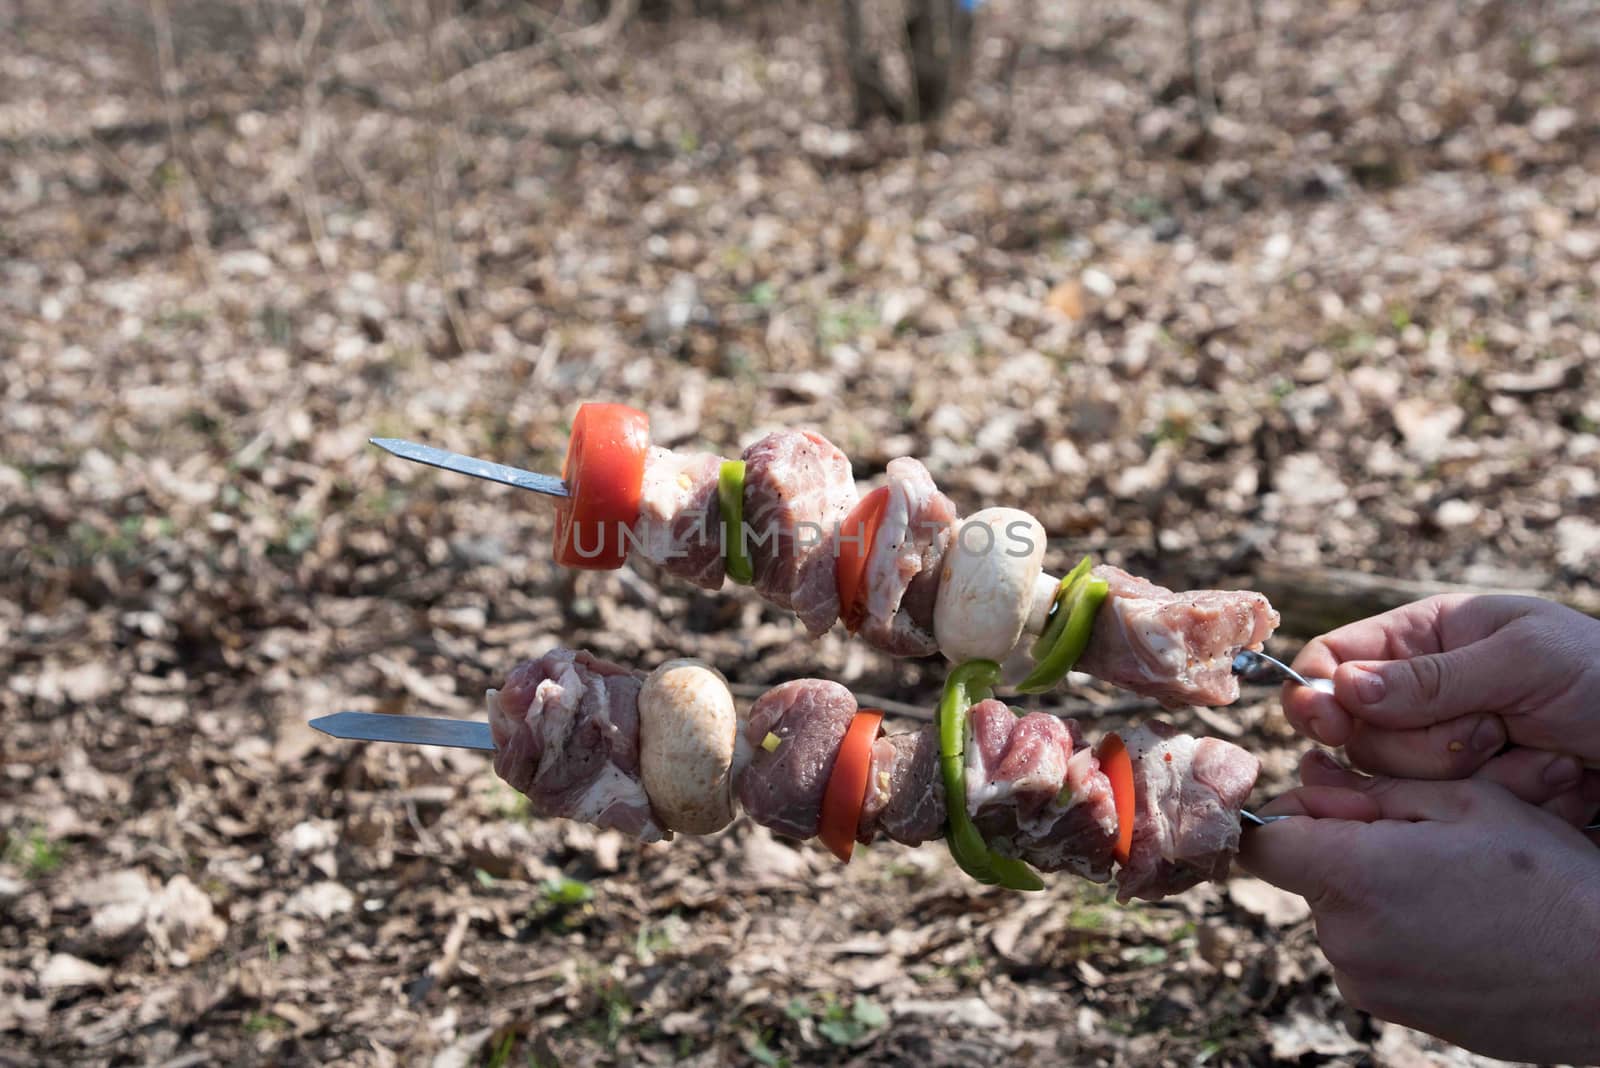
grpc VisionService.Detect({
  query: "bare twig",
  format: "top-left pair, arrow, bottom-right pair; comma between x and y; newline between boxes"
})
439,41 -> 563,101
1184,0 -> 1215,127
296,0 -> 336,275
1239,562 -> 1600,639
839,0 -> 871,124
414,0 -> 476,354
571,0 -> 636,46
511,0 -> 625,115
426,909 -> 473,988
995,0 -> 1035,142
898,0 -> 925,130
147,0 -> 218,288
76,134 -> 160,207
898,0 -> 933,216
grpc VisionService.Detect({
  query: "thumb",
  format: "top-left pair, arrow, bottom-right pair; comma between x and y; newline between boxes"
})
1335,633 -> 1527,729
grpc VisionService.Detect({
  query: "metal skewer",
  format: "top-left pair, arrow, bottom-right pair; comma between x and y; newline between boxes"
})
1240,811 -> 1290,827
355,445 -> 1600,835
370,438 -> 569,498
1231,649 -> 1336,695
312,711 -> 495,751
309,712 -> 1295,830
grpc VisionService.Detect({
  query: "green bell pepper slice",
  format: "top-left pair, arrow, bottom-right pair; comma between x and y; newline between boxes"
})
1016,555 -> 1110,694
1026,556 -> 1093,664
937,660 -> 1045,892
718,460 -> 755,585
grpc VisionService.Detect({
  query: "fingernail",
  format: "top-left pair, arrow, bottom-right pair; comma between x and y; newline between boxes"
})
1472,718 -> 1503,753
1309,749 -> 1341,771
1305,715 -> 1330,745
1351,668 -> 1385,705
1543,755 -> 1582,788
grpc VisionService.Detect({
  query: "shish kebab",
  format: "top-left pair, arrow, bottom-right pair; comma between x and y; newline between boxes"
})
315,647 -> 1276,902
371,402 -> 1281,706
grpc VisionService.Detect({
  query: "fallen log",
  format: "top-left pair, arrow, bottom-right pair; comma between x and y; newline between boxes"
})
1236,562 -> 1600,640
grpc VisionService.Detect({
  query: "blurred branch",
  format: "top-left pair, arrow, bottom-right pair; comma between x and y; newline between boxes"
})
571,0 -> 637,45
415,0 -> 477,354
147,0 -> 218,288
508,0 -> 625,113
1184,0 -> 1216,127
993,0 -> 1033,142
897,0 -> 930,216
75,133 -> 160,207
296,0 -> 336,275
838,0 -> 870,123
897,0 -> 925,129
1237,563 -> 1600,640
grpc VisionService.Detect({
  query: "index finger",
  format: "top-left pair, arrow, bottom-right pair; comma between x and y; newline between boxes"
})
1290,599 -> 1455,678
1298,593 -> 1527,668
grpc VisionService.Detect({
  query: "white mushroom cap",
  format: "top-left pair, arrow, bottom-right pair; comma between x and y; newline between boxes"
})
638,659 -> 740,835
934,507 -> 1047,663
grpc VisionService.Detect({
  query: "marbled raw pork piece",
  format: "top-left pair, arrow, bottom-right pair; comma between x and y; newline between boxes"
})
631,446 -> 726,591
1113,722 -> 1260,902
741,430 -> 859,636
487,648 -> 661,841
857,457 -> 957,657
1073,566 -> 1279,707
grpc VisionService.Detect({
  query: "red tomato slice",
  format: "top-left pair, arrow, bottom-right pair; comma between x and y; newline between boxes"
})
553,403 -> 650,570
818,709 -> 884,863
1097,733 -> 1136,865
834,486 -> 890,633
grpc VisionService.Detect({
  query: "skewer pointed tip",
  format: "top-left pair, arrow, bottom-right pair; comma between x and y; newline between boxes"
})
310,711 -> 497,751
366,436 -> 569,498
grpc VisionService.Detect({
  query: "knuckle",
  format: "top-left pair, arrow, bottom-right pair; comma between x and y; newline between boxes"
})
1294,636 -> 1330,667
1417,593 -> 1467,633
1420,593 -> 1464,618
1406,654 -> 1444,704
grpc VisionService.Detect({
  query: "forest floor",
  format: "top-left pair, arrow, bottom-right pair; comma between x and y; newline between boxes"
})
3,0 -> 1598,1064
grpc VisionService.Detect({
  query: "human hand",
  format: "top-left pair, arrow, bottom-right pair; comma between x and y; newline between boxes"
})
1239,754 -> 1600,1064
1282,594 -> 1600,776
